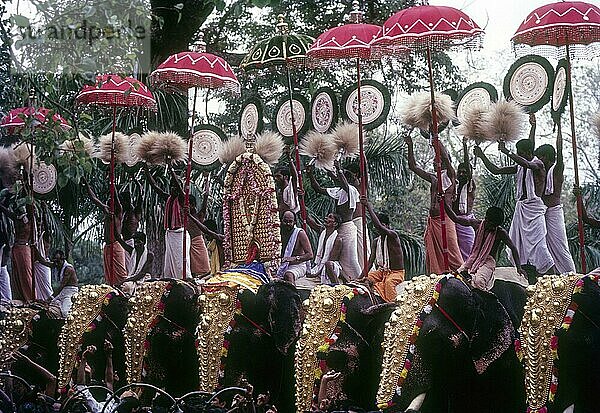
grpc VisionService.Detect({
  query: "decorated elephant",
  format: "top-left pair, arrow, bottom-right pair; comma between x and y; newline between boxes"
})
518,273 -> 600,413
376,275 -> 527,413
197,279 -> 301,412
124,279 -> 200,397
295,284 -> 391,413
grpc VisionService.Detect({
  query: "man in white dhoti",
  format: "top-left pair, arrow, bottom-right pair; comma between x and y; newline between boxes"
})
0,242 -> 11,302
145,169 -> 191,279
277,211 -> 313,284
33,231 -> 53,301
274,162 -> 300,217
41,250 -> 79,318
535,123 -> 576,274
119,232 -> 154,295
452,142 -> 477,261
307,162 -> 363,281
298,213 -> 343,288
476,139 -> 555,275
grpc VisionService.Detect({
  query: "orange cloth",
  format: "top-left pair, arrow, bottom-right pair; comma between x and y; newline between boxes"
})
424,216 -> 464,274
103,242 -> 127,286
368,269 -> 405,302
11,244 -> 33,301
190,235 -> 210,275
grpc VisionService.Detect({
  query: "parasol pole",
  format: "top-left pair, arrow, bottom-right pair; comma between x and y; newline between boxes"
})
28,91 -> 36,300
109,105 -> 117,283
426,45 -> 449,272
565,42 -> 586,273
182,87 -> 198,280
285,65 -> 308,231
356,57 -> 369,278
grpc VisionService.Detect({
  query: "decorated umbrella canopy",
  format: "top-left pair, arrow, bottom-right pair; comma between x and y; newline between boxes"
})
76,74 -> 156,282
240,15 -> 315,230
307,3 -> 381,283
372,3 -> 483,272
149,35 -> 240,279
512,1 -> 600,274
1,107 -> 71,135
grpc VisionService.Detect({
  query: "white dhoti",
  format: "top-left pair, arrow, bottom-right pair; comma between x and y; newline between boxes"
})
337,221 -> 361,281
123,238 -> 136,274
163,228 -> 191,279
284,263 -> 308,280
34,263 -> 52,301
0,265 -> 11,302
469,255 -> 496,291
49,286 -> 78,318
353,216 -> 371,273
545,204 -> 576,274
507,197 -> 554,274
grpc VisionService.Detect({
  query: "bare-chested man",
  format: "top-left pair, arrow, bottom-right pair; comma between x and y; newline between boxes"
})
475,139 -> 555,275
274,150 -> 300,217
360,196 -> 404,302
277,211 -> 313,284
535,121 -> 576,274
83,179 -> 126,285
37,249 -> 78,318
445,204 -> 526,290
453,138 -> 477,261
301,213 -> 344,286
0,200 -> 34,301
187,195 -> 211,276
306,161 -> 363,281
405,135 -> 464,274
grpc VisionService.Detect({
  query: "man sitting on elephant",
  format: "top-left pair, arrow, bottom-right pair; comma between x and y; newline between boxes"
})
277,210 -> 313,284
360,196 -> 404,302
445,204 -> 526,290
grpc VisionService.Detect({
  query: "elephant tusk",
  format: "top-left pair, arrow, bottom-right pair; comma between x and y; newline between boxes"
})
406,392 -> 426,412
563,405 -> 574,413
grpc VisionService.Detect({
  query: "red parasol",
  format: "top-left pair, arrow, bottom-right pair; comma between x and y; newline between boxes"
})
307,4 -> 381,279
513,1 -> 600,274
76,74 -> 156,284
373,4 -> 484,273
150,35 -> 240,279
1,107 -> 71,134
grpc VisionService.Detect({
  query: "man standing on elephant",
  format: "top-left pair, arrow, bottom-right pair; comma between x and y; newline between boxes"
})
306,161 -> 363,280
360,196 -> 404,302
453,138 -> 477,261
535,121 -> 576,274
475,140 -> 556,276
445,205 -> 526,290
120,187 -> 143,273
277,210 -> 313,284
83,178 -> 127,285
405,135 -> 464,274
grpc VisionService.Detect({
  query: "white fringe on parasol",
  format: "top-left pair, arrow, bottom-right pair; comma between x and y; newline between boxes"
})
400,92 -> 456,130
11,142 -> 35,168
483,100 -> 527,143
217,135 -> 246,165
97,132 -> 130,164
254,131 -> 284,166
592,112 -> 600,141
457,105 -> 492,144
331,121 -> 361,159
299,131 -> 337,170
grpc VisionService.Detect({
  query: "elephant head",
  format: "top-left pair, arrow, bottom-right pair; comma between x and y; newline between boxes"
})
380,276 -> 524,413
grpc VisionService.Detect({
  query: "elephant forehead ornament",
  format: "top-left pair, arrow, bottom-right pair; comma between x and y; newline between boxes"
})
377,274 -> 446,409
57,284 -> 115,391
124,281 -> 170,384
223,152 -> 281,270
517,274 -> 581,413
0,307 -> 38,369
196,284 -> 240,392
295,284 -> 354,413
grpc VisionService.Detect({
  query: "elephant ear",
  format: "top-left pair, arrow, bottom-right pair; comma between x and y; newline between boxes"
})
470,289 -> 515,374
259,281 -> 301,355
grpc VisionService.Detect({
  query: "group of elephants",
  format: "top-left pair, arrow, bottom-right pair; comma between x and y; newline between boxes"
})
2,271 -> 600,413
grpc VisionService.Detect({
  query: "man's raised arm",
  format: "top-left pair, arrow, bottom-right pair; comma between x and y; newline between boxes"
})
474,146 -> 517,175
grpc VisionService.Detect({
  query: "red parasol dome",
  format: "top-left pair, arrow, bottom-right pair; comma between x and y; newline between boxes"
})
76,74 -> 157,109
512,1 -> 600,59
149,51 -> 240,94
372,5 -> 483,54
1,107 -> 71,133
307,23 -> 381,60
